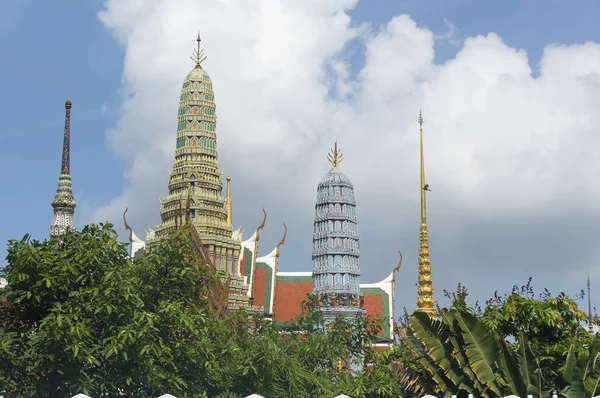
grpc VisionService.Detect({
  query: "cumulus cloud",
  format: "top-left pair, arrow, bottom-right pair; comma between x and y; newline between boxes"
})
93,0 -> 600,311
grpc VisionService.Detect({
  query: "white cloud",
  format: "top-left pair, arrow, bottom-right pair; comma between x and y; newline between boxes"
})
94,0 -> 600,311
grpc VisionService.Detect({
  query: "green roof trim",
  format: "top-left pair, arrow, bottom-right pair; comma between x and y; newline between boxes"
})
360,287 -> 391,340
256,261 -> 273,313
133,247 -> 145,260
243,247 -> 252,280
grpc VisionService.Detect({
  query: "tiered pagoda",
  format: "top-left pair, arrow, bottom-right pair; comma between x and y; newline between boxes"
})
147,34 -> 250,310
126,34 -> 401,343
312,142 -> 366,326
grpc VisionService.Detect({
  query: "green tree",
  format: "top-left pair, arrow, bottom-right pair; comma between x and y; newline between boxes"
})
444,278 -> 590,390
1,223 -> 403,398
0,225 -> 238,397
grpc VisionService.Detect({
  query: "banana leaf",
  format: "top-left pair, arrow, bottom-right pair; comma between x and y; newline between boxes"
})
498,335 -> 528,397
400,326 -> 455,394
516,331 -> 543,398
441,309 -> 492,398
584,334 -> 600,397
411,312 -> 474,392
561,347 -> 588,398
446,309 -> 503,396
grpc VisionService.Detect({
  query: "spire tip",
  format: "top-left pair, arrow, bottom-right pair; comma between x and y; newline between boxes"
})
191,31 -> 207,68
327,141 -> 344,168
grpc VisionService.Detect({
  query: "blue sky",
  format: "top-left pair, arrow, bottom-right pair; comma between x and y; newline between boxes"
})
2,0 -> 600,311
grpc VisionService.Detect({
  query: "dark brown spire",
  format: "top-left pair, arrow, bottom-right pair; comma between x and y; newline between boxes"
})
589,275 -> 593,334
61,100 -> 72,175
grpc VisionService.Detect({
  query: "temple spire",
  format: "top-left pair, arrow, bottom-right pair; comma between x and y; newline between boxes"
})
50,100 -> 76,241
416,109 -> 436,318
419,110 -> 427,221
226,177 -> 232,227
190,31 -> 207,69
589,275 -> 594,334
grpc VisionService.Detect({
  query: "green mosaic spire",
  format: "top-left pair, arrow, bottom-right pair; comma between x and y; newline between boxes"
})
50,100 -> 76,241
154,35 -> 242,280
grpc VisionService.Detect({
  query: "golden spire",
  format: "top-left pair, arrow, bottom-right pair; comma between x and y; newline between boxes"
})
416,109 -> 436,318
327,141 -> 343,168
226,176 -> 232,227
190,31 -> 207,69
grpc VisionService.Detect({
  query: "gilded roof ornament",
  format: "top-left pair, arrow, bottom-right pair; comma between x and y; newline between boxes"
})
416,109 -> 436,319
275,223 -> 287,258
327,141 -> 343,168
392,250 -> 403,284
190,31 -> 207,69
255,208 -> 267,242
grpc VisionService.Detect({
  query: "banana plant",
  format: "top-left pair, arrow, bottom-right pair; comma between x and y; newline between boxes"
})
560,333 -> 600,398
400,309 -> 545,398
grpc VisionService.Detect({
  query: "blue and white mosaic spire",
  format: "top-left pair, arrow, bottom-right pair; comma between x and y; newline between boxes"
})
312,142 -> 365,326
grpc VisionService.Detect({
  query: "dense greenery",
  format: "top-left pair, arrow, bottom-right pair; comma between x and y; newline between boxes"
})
400,308 -> 600,398
443,280 -> 593,391
0,224 -> 399,398
1,223 -> 598,397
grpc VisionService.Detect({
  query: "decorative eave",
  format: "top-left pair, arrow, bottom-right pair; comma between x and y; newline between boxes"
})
256,247 -> 278,315
360,272 -> 395,342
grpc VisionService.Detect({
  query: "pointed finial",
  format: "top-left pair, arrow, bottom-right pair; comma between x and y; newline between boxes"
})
226,177 -> 232,227
392,250 -> 403,283
276,223 -> 287,258
419,109 -> 427,222
123,207 -> 133,243
327,141 -> 344,168
255,208 -> 267,242
61,100 -> 72,175
190,31 -> 207,68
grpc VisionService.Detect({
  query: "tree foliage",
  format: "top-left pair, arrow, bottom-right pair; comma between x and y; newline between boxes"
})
443,279 -> 593,392
0,224 -> 402,398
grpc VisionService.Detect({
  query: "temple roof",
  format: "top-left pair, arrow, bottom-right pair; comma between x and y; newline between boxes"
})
318,167 -> 353,187
184,66 -> 212,84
